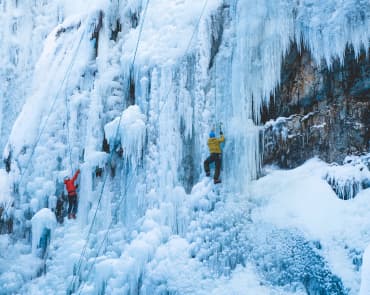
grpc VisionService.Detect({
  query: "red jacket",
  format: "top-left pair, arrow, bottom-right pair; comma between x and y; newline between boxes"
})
64,169 -> 80,196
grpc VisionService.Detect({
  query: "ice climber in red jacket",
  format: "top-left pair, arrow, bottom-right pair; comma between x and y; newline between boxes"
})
64,169 -> 80,219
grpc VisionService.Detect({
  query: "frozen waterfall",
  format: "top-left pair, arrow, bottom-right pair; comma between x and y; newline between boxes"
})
0,0 -> 369,294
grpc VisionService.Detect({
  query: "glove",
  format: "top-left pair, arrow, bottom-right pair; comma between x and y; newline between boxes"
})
220,131 -> 223,135
77,169 -> 81,174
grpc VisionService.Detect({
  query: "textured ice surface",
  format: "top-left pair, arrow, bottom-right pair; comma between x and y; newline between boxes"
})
0,0 -> 369,294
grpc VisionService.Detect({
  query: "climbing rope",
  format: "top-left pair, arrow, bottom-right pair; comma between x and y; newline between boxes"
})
77,166 -> 138,295
3,20 -> 90,219
15,21 -> 88,191
158,0 -> 209,116
69,0 -> 210,292
64,92 -> 74,173
131,0 -> 150,67
212,61 -> 223,134
214,55 -> 218,129
68,1 -> 150,293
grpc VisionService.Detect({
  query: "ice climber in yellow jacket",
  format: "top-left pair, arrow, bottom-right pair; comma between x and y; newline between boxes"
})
204,129 -> 225,184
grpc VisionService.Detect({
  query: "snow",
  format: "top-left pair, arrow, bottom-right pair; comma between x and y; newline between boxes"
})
252,159 -> 369,240
251,158 -> 370,293
0,0 -> 369,294
210,266 -> 306,295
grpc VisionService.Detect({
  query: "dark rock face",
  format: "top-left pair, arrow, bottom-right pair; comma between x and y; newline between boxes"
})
262,43 -> 369,168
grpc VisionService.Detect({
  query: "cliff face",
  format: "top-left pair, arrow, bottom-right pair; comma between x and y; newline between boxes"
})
262,43 -> 369,168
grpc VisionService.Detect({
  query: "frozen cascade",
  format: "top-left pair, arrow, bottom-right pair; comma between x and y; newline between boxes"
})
0,0 -> 369,294
325,155 -> 370,200
31,208 -> 56,257
104,105 -> 146,168
0,1 -> 64,155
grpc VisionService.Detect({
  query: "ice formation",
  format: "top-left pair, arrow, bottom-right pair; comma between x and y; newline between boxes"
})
325,155 -> 370,200
0,0 -> 369,294
360,244 -> 370,295
104,105 -> 146,166
31,208 -> 56,256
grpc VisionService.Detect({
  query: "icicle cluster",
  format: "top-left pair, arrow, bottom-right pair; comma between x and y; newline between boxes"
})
325,155 -> 370,200
0,0 -> 369,294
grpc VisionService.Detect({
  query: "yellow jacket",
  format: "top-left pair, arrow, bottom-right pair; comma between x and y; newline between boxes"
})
207,135 -> 225,154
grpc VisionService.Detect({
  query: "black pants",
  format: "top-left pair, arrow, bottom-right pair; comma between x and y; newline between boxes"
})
68,194 -> 78,215
204,153 -> 222,180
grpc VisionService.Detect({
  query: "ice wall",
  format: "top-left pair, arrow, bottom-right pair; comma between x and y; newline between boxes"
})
0,0 -> 369,294
0,1 -> 61,154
